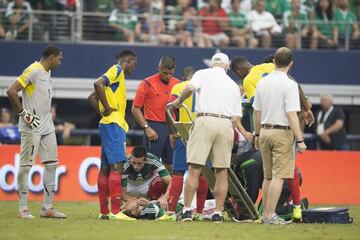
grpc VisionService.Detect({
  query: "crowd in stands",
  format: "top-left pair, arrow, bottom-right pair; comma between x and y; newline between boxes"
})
0,0 -> 359,48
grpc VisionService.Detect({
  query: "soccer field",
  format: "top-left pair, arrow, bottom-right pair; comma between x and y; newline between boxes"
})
0,201 -> 359,240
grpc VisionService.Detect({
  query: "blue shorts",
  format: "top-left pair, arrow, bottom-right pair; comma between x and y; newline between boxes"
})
99,123 -> 127,166
143,121 -> 173,164
172,139 -> 188,172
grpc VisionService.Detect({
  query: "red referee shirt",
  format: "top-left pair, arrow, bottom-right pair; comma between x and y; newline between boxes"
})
133,73 -> 180,122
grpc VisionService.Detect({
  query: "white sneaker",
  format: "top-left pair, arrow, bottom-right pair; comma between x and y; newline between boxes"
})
264,215 -> 291,225
40,207 -> 66,218
18,210 -> 35,219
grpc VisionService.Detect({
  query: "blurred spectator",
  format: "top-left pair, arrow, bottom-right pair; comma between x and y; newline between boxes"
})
171,0 -> 197,47
226,0 -> 257,48
135,12 -> 177,45
128,0 -> 149,14
310,0 -> 338,49
96,0 -> 114,13
197,0 -> 229,47
83,0 -> 116,41
0,108 -> 20,144
0,0 -> 6,39
334,0 -> 360,49
4,0 -> 32,40
0,108 -> 13,127
283,0 -> 310,49
240,0 -> 252,13
349,0 -> 360,19
303,0 -> 317,18
109,0 -> 138,42
51,104 -> 75,145
315,94 -> 347,150
248,0 -> 282,48
265,0 -> 289,19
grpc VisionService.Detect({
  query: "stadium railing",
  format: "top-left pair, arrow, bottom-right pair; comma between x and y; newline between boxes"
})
0,9 -> 359,50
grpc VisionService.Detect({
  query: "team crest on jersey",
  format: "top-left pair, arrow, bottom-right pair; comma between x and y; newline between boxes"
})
135,173 -> 143,181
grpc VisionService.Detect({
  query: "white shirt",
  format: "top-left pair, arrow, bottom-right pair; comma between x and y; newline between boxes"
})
189,67 -> 242,117
252,70 -> 300,126
248,10 -> 282,33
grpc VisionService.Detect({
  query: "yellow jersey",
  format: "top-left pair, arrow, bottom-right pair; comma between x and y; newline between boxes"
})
98,64 -> 128,132
170,81 -> 197,123
243,63 -> 275,101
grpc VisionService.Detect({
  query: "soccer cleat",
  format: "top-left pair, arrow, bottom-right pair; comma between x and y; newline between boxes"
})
109,212 -> 137,221
292,206 -> 302,222
18,210 -> 35,219
193,213 -> 204,221
40,207 -> 66,218
264,215 -> 291,225
180,210 -> 192,222
98,214 -> 109,220
157,213 -> 177,221
212,213 -> 224,223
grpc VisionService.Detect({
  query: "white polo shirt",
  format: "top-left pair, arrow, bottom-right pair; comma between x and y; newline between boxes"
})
189,67 -> 242,117
252,70 -> 300,126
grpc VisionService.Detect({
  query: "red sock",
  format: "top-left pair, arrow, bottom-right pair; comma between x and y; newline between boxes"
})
196,176 -> 208,214
288,167 -> 301,205
97,174 -> 110,215
108,171 -> 122,214
168,176 -> 183,212
147,176 -> 167,200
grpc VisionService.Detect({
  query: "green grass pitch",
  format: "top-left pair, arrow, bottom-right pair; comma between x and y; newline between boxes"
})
0,201 -> 359,240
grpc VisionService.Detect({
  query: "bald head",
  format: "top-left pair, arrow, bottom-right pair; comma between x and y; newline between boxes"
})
320,94 -> 333,111
274,47 -> 293,68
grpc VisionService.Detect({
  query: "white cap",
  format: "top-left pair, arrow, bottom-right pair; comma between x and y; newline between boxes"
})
211,53 -> 229,65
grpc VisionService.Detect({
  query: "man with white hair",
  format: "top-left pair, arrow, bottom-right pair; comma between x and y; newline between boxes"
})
169,52 -> 251,223
315,94 -> 347,150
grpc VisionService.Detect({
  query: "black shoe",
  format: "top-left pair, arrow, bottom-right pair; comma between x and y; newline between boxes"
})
212,213 -> 223,223
181,210 -> 192,222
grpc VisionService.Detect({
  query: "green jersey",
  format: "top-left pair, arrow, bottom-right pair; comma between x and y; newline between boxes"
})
108,9 -> 138,31
228,11 -> 248,29
334,9 -> 358,34
283,10 -> 308,33
315,14 -> 335,38
265,0 -> 289,18
139,202 -> 182,220
122,153 -> 170,188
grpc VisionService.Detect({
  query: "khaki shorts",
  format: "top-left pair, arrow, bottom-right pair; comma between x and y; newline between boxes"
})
20,131 -> 58,166
186,116 -> 233,168
259,129 -> 294,179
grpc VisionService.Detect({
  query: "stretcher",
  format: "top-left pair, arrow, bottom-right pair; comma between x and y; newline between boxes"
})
166,104 -> 259,220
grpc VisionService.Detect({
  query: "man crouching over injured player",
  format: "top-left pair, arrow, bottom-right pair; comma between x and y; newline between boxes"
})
121,146 -> 172,219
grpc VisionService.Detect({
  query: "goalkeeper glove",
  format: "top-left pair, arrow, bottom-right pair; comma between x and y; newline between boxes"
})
19,109 -> 40,129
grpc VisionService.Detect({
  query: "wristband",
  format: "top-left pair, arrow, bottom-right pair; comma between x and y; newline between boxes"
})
143,123 -> 149,129
296,140 -> 304,144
